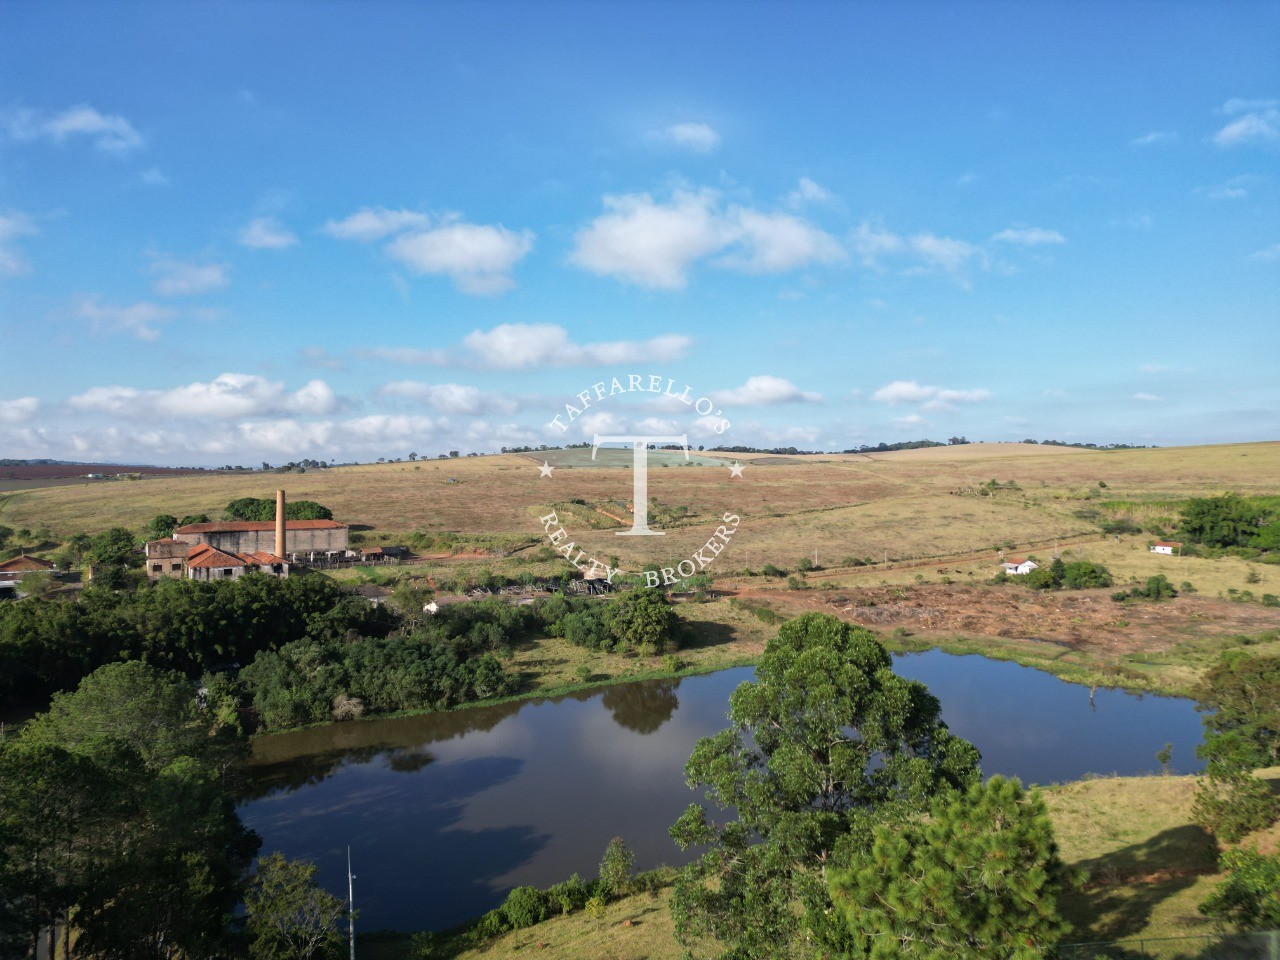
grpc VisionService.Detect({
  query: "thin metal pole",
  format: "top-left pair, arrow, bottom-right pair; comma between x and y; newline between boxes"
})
348,847 -> 355,960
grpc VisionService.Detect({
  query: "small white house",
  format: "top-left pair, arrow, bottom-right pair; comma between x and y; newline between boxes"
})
1151,541 -> 1183,556
1000,558 -> 1039,576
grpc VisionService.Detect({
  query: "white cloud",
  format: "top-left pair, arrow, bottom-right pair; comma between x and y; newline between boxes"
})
322,207 -> 429,241
0,397 -> 39,423
892,414 -> 927,431
711,375 -> 822,406
571,190 -> 728,288
786,177 -> 833,207
718,209 -> 844,273
11,104 -> 143,154
385,221 -> 534,295
76,299 -> 176,340
461,323 -> 691,369
1249,243 -> 1280,262
571,189 -> 841,288
1214,99 -> 1280,146
850,222 -> 906,268
68,373 -> 337,420
851,222 -> 983,278
239,216 -> 298,250
1133,392 -> 1162,402
992,226 -> 1066,246
379,381 -> 518,415
659,122 -> 720,152
150,257 -> 229,296
1130,131 -> 1177,146
301,346 -> 346,371
873,380 -> 991,411
0,212 -> 36,277
140,167 -> 169,187
909,233 -> 982,274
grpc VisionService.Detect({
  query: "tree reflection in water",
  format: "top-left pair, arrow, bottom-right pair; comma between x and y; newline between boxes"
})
601,678 -> 681,734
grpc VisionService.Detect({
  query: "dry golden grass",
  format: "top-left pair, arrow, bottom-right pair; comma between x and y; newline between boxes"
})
6,442 -> 1277,581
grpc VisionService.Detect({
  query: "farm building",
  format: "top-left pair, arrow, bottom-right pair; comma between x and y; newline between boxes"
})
174,518 -> 348,555
185,544 -> 289,582
0,554 -> 57,585
1000,557 -> 1039,576
144,538 -> 290,580
1150,541 -> 1183,555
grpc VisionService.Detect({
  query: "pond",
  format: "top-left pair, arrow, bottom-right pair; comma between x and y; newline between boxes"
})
238,650 -> 1206,932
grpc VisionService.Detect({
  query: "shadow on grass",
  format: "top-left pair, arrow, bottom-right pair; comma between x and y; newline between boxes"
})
680,617 -> 739,652
1061,823 -> 1219,947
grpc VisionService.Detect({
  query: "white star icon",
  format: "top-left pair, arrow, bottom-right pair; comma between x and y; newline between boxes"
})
728,461 -> 744,478
539,461 -> 555,478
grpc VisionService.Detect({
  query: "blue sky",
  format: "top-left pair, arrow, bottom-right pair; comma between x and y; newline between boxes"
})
1,1 -> 1277,465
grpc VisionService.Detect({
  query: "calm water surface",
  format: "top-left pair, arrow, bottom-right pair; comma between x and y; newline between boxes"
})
238,650 -> 1206,932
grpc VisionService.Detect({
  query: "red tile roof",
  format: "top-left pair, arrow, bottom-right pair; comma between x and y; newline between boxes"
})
240,551 -> 287,565
185,544 -> 247,569
1153,541 -> 1183,548
1004,557 -> 1030,565
0,555 -> 57,573
176,519 -> 346,533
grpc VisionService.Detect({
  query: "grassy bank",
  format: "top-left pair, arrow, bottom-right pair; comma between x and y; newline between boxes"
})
358,769 -> 1280,960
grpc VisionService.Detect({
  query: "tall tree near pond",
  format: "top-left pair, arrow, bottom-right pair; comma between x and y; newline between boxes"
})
669,613 -> 980,960
244,852 -> 346,960
826,776 -> 1073,959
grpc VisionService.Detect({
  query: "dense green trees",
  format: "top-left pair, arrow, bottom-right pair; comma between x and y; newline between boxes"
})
0,572 -> 391,703
1192,652 -> 1280,842
827,777 -> 1072,959
145,514 -> 179,540
1200,848 -> 1280,929
540,590 -> 679,654
669,613 -> 981,959
1179,495 -> 1270,549
1022,559 -> 1114,591
244,853 -> 346,960
224,498 -> 333,521
0,662 -> 257,959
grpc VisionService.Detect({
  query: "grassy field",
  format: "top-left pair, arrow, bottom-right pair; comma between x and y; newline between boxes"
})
4,442 -> 1278,577
358,769 -> 1280,960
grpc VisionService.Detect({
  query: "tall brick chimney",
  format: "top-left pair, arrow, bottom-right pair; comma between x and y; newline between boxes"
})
275,489 -> 287,558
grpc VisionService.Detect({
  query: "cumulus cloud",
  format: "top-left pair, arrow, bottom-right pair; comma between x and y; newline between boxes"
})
0,212 -> 36,277
1133,392 -> 1163,402
325,206 -> 533,294
239,216 -> 298,250
149,256 -> 229,296
76,299 -> 176,340
379,381 -> 519,415
10,104 -> 143,154
786,177 -> 834,207
892,413 -> 927,431
711,375 -> 822,406
0,397 -> 39,423
571,189 -> 841,288
385,221 -> 534,294
1249,243 -> 1280,262
68,373 -> 336,420
658,122 -> 720,152
873,380 -> 991,411
322,207 -> 429,241
461,323 -> 691,370
992,226 -> 1066,246
1214,98 -> 1280,146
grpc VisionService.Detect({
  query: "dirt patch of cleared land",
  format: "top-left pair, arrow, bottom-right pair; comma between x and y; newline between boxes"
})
742,583 -> 1280,655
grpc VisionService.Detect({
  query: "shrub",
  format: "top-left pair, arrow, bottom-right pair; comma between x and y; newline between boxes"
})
761,563 -> 786,577
1200,848 -> 1280,928
501,885 -> 550,929
547,874 -> 592,916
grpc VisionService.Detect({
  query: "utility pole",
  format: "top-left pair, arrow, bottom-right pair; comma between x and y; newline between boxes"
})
348,847 -> 356,960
